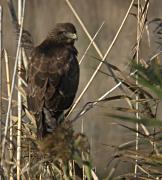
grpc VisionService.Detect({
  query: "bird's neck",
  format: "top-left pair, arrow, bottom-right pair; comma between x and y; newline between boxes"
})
39,39 -> 74,49
36,39 -> 77,56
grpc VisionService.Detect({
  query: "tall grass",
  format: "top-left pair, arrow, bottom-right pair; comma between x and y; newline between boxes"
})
1,0 -> 162,179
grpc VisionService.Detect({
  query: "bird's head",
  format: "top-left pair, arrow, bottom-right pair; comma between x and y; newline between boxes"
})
47,23 -> 78,45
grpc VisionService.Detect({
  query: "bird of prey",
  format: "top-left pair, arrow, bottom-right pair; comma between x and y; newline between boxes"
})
27,23 -> 79,139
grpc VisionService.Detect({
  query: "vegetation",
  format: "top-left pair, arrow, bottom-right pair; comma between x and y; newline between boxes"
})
1,0 -> 162,179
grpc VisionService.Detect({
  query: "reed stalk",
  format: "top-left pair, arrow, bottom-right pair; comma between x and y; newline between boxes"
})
4,49 -> 14,180
66,0 -> 135,117
0,6 -> 2,145
17,0 -> 25,179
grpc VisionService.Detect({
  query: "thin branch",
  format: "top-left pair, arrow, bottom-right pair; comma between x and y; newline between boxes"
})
1,0 -> 25,167
0,8 -> 4,180
66,0 -> 135,117
134,0 -> 140,177
79,22 -> 104,65
72,71 -> 137,122
0,6 -> 2,145
4,49 -> 14,180
17,1 -> 25,179
65,0 -> 103,58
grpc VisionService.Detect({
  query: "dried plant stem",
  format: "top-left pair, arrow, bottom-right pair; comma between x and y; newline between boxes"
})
0,6 -> 2,145
134,0 -> 140,177
81,119 -> 85,180
28,143 -> 31,180
77,82 -> 123,119
91,170 -> 98,180
138,0 -> 150,44
139,0 -> 159,155
4,50 -> 14,180
22,49 -> 28,70
0,7 -> 3,179
66,0 -> 135,117
137,165 -> 152,178
4,50 -> 11,133
65,0 -> 103,58
1,0 -> 25,171
79,22 -> 105,65
17,0 -> 25,179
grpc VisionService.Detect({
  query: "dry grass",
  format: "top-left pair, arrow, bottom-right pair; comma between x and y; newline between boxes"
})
1,0 -> 162,179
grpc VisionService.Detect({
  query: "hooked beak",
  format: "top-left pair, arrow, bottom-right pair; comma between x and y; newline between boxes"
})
65,32 -> 78,40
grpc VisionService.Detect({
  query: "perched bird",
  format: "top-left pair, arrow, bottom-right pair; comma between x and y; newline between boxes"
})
27,23 -> 79,139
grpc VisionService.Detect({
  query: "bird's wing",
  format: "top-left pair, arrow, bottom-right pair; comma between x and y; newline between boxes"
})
57,52 -> 79,110
27,45 -> 79,138
27,47 -> 71,113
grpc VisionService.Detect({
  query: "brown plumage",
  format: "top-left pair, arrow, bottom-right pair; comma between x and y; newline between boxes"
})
27,23 -> 79,139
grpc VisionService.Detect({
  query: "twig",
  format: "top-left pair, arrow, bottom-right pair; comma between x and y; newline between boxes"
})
0,6 -> 4,180
0,6 -> 3,179
72,70 -> 137,122
4,49 -> 14,180
1,0 -> 25,169
66,0 -> 135,117
17,1 -> 25,179
79,22 -> 104,65
0,6 -> 2,144
134,0 -> 140,177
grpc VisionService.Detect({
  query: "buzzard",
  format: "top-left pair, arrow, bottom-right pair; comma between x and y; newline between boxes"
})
27,23 -> 79,139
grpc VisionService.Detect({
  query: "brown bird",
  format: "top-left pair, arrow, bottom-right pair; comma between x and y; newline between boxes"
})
27,23 -> 79,139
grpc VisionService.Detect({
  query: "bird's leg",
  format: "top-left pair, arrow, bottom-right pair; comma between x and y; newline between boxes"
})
57,112 -> 65,124
43,108 -> 57,133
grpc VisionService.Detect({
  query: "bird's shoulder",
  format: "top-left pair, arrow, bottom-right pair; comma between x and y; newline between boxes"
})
28,43 -> 78,82
30,43 -> 77,63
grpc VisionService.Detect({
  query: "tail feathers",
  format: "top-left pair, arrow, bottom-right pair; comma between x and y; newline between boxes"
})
36,112 -> 47,139
43,108 -> 57,133
36,109 -> 64,139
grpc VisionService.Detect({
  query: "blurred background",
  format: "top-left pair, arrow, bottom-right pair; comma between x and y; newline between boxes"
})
1,0 -> 162,177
